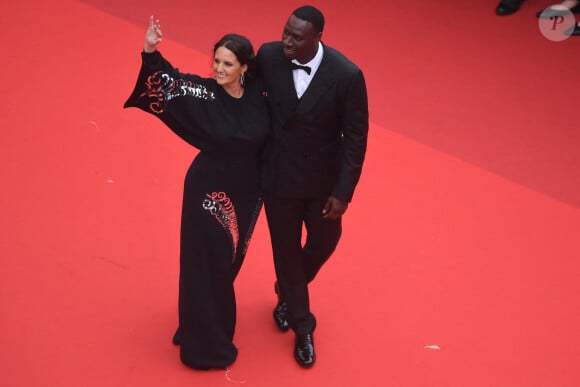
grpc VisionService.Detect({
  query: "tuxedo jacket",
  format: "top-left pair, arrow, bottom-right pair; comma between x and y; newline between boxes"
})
257,41 -> 368,202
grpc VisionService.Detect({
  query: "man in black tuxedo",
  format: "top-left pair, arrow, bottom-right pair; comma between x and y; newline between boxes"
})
256,5 -> 368,368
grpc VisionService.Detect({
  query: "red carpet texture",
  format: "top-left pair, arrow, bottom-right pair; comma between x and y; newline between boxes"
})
1,1 -> 579,386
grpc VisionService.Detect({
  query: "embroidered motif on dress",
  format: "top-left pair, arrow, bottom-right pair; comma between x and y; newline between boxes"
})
202,192 -> 240,262
140,71 -> 215,113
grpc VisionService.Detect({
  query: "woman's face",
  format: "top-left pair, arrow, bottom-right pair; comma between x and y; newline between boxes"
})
213,46 -> 247,88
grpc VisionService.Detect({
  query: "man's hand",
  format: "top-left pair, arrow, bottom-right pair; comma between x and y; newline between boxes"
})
322,196 -> 348,220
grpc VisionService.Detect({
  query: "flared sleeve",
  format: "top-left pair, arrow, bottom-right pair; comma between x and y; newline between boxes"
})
124,51 -> 218,149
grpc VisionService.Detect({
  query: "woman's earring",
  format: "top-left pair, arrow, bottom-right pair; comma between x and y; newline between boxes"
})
240,72 -> 245,86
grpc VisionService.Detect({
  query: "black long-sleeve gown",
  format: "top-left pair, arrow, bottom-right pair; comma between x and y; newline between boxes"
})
124,51 -> 270,369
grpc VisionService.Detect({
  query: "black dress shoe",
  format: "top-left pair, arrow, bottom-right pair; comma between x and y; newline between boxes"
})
565,23 -> 580,35
496,0 -> 523,15
273,282 -> 290,332
537,4 -> 580,17
294,333 -> 316,368
273,300 -> 290,332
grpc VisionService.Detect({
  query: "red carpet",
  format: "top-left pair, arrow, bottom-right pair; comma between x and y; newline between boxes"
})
1,1 -> 579,386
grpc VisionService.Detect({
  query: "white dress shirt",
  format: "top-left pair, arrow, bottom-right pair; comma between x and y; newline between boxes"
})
291,42 -> 324,99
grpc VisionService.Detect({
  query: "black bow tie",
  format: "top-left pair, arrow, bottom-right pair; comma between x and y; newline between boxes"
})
290,62 -> 312,75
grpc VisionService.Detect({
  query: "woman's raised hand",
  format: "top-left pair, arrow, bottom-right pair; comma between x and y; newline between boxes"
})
144,15 -> 163,53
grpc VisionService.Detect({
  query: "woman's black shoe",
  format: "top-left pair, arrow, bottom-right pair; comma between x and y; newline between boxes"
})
172,328 -> 181,345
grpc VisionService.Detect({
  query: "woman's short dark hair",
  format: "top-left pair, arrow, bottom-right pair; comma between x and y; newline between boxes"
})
214,34 -> 257,80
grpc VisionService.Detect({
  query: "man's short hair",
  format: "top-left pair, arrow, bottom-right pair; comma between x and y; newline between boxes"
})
293,5 -> 325,34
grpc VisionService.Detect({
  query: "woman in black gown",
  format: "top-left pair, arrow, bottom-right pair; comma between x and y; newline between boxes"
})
124,17 -> 270,370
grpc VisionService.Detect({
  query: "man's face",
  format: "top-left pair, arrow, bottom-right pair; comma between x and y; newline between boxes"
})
282,15 -> 321,64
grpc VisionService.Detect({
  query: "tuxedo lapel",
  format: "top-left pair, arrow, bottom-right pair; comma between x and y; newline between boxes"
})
269,59 -> 300,122
278,66 -> 299,103
295,51 -> 336,116
263,42 -> 338,122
